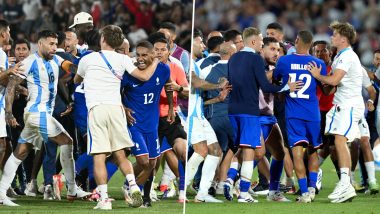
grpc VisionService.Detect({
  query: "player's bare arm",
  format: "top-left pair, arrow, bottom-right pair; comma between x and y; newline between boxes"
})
191,70 -> 230,90
164,78 -> 175,124
123,105 -> 136,126
5,74 -> 24,127
165,79 -> 189,97
0,62 -> 23,86
130,58 -> 160,81
366,85 -> 376,112
204,84 -> 232,105
308,61 -> 345,86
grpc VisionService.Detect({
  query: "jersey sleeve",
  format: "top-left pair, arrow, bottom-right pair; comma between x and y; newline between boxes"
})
174,64 -> 189,86
362,67 -> 372,88
254,55 -> 283,93
199,64 -> 212,80
123,55 -> 137,74
77,55 -> 88,78
0,49 -> 7,70
121,73 -> 130,87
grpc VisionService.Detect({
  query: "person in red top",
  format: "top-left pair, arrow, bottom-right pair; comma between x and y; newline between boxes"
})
312,40 -> 337,190
153,35 -> 189,202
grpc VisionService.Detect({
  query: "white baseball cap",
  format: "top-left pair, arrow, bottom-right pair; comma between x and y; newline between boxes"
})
69,12 -> 93,29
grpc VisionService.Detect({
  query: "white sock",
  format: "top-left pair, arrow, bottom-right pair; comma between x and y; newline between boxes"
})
60,144 -> 76,192
365,161 -> 377,184
240,160 -> 253,194
179,190 -> 185,200
318,155 -> 325,166
340,168 -> 350,184
198,155 -> 219,196
161,162 -> 175,187
0,154 -> 22,196
98,184 -> 108,201
126,174 -> 139,192
185,152 -> 204,186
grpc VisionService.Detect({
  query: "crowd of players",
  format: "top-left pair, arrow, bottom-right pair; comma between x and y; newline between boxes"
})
0,10 -> 190,210
188,21 -> 380,203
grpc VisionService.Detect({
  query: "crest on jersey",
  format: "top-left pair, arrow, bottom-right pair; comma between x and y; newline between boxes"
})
156,77 -> 160,85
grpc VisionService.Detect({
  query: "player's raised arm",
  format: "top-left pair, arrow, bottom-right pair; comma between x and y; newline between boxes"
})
129,58 -> 160,81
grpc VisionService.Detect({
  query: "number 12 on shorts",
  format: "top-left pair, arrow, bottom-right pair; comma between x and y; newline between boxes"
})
288,73 -> 311,99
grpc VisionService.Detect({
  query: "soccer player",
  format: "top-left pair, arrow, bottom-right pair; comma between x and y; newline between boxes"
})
196,36 -> 224,69
308,21 -> 363,203
68,12 -> 94,55
274,30 -> 327,203
1,30 -> 91,206
186,29 -> 229,203
74,25 -> 159,210
227,27 -> 301,203
122,39 -> 174,207
224,29 -> 244,51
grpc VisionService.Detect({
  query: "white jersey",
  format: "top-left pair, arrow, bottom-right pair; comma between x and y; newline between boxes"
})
17,53 -> 63,114
331,47 -> 363,108
188,61 -> 204,119
77,50 -> 137,110
0,48 -> 8,111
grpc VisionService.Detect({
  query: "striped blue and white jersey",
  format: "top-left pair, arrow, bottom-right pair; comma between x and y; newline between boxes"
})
0,48 -> 9,112
18,53 -> 64,114
188,61 -> 204,119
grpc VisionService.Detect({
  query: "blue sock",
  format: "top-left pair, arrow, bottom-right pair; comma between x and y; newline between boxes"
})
253,160 -> 259,169
138,184 -> 144,191
240,179 -> 251,193
309,171 -> 318,189
298,177 -> 308,194
269,159 -> 284,191
178,160 -> 185,191
227,168 -> 238,182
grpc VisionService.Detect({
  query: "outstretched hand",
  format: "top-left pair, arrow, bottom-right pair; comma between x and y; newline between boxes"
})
287,78 -> 304,92
307,61 -> 322,78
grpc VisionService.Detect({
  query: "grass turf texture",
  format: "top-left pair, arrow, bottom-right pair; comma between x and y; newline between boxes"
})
185,160 -> 380,214
0,158 -> 184,214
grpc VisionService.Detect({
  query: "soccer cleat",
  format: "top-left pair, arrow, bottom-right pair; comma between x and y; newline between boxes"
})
266,191 -> 291,202
195,194 -> 223,203
296,193 -> 312,203
329,182 -> 356,203
38,184 -> 45,194
308,187 -> 316,201
0,195 -> 20,206
24,181 -> 38,197
140,198 -> 152,208
252,183 -> 269,196
122,185 -> 132,205
130,190 -> 143,208
7,187 -> 18,198
177,198 -> 189,203
316,169 -> 323,191
150,189 -> 160,202
216,182 -> 224,195
368,182 -> 379,195
67,186 -> 92,201
90,189 -> 101,202
223,181 -> 234,201
285,185 -> 296,194
93,199 -> 112,210
237,194 -> 258,203
43,184 -> 55,200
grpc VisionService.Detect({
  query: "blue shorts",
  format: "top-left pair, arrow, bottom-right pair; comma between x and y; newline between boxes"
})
160,137 -> 172,154
130,126 -> 160,159
286,118 -> 322,149
260,115 -> 277,142
229,114 -> 262,149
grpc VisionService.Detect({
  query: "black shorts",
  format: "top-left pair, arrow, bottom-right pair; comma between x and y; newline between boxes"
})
158,114 -> 187,147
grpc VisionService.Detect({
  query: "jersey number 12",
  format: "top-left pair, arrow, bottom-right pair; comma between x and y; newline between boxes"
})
289,73 -> 311,99
144,93 -> 154,104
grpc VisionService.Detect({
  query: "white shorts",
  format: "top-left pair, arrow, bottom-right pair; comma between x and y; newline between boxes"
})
0,109 -> 6,138
87,104 -> 134,155
325,105 -> 364,142
358,115 -> 370,138
18,112 -> 69,150
187,115 -> 217,145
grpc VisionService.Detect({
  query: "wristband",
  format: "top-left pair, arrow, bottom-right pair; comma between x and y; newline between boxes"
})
368,99 -> 374,104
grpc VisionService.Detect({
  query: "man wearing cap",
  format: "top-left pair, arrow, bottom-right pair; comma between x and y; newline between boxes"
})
69,12 -> 94,55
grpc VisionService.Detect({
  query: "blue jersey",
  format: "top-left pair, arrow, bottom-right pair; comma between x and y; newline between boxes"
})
122,63 -> 170,132
274,54 -> 327,121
